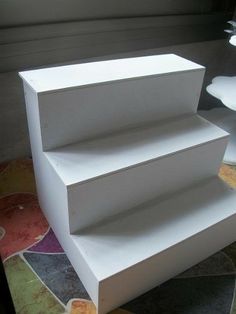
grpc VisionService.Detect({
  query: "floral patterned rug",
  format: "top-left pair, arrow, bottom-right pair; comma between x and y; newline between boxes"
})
0,159 -> 235,314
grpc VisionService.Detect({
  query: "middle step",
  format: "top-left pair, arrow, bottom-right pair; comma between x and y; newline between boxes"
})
45,114 -> 228,233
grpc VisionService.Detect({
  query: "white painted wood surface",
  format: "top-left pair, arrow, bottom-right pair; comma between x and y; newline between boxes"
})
22,81 -> 100,304
73,177 -> 236,280
45,114 -> 227,185
96,177 -> 236,313
45,114 -> 228,232
20,54 -> 236,314
20,54 -> 205,150
67,138 -> 227,233
19,54 -> 203,92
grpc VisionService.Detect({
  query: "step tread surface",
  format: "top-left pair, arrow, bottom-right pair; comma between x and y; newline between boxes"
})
44,115 -> 228,186
71,177 -> 236,280
19,54 -> 203,93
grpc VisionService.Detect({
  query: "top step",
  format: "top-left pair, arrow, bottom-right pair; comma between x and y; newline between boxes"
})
20,54 -> 205,150
19,54 -> 204,93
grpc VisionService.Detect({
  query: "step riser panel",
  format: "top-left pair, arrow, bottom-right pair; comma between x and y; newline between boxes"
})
39,69 -> 204,150
98,214 -> 236,314
68,137 -> 227,232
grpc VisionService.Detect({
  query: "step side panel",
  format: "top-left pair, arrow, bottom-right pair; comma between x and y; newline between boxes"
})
23,81 -> 99,303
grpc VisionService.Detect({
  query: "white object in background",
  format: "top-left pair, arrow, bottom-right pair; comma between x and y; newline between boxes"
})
205,75 -> 236,165
199,108 -> 236,165
230,35 -> 236,46
205,29 -> 236,165
207,76 -> 236,110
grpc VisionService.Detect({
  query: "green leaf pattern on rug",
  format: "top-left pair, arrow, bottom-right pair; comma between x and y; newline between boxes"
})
4,255 -> 65,314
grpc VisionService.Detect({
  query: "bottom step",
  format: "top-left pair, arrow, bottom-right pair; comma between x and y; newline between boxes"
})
69,177 -> 236,314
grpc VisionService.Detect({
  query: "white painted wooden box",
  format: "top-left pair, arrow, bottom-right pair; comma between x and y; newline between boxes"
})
20,54 -> 236,314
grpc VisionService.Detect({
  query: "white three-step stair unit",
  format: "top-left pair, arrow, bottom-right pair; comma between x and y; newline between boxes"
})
19,54 -> 236,314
